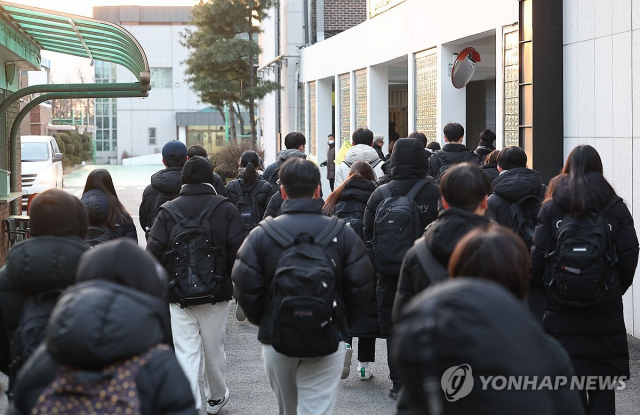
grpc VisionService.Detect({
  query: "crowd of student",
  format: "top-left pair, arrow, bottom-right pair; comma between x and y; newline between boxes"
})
0,122 -> 637,415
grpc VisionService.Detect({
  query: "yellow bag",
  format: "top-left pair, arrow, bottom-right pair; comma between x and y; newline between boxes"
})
334,138 -> 352,165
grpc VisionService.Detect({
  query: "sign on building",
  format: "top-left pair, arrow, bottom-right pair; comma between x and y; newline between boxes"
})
369,0 -> 405,18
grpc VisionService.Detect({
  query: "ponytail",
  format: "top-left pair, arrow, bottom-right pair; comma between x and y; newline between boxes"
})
244,162 -> 258,186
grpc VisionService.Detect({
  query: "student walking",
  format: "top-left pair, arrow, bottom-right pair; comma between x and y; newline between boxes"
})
139,140 -> 187,237
427,122 -> 480,181
187,144 -> 228,197
531,145 -> 638,415
335,128 -> 385,186
364,137 -> 440,399
147,156 -> 247,414
474,128 -> 496,164
323,161 -> 379,380
232,158 -> 374,415
81,168 -> 138,245
226,150 -> 275,230
9,239 -> 195,415
393,163 -> 491,322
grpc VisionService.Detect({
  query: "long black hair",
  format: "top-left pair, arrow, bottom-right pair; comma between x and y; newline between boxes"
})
239,150 -> 260,186
82,169 -> 129,229
546,145 -> 616,216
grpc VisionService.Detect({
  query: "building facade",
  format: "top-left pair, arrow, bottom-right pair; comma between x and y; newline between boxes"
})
258,0 -> 640,338
93,6 -> 200,164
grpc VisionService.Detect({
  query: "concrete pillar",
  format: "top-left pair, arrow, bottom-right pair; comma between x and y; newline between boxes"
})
495,26 -> 504,150
304,81 -> 311,146
316,77 -> 333,160
178,126 -> 187,144
368,65 -> 389,139
408,53 -> 416,133
439,44 -> 467,145
334,74 -> 341,150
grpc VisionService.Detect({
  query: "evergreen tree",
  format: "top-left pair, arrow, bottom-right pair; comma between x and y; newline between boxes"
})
183,0 -> 280,146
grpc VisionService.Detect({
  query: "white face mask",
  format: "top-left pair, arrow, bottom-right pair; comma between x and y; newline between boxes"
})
328,140 -> 334,145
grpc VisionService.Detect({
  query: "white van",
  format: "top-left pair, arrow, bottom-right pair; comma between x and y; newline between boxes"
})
21,135 -> 64,207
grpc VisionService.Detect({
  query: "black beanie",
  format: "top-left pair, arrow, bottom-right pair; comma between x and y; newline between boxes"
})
30,189 -> 88,238
182,155 -> 214,185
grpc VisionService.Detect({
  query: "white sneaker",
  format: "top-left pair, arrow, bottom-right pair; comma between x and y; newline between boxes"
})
341,344 -> 352,379
206,388 -> 229,415
357,362 -> 373,380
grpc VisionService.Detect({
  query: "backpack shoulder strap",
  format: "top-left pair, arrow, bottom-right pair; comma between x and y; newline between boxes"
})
369,158 -> 383,169
233,180 -> 244,198
406,180 -> 429,201
249,181 -> 264,198
259,217 -> 296,247
316,216 -> 345,247
343,160 -> 353,168
198,197 -> 226,222
415,238 -> 448,283
379,185 -> 393,200
436,151 -> 450,165
160,201 -> 185,224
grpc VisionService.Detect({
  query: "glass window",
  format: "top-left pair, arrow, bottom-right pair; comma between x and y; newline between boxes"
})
21,142 -> 49,162
150,68 -> 173,88
216,134 -> 224,146
96,130 -> 103,140
149,128 -> 156,145
112,117 -> 117,128
103,117 -> 109,129
96,141 -> 103,151
112,130 -> 117,142
96,103 -> 102,116
96,117 -> 102,128
103,141 -> 110,151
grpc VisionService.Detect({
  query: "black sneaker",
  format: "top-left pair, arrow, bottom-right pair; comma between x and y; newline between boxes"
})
389,387 -> 399,400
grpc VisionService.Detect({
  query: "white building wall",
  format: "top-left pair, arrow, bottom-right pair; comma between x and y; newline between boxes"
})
564,0 -> 640,337
116,24 -> 200,162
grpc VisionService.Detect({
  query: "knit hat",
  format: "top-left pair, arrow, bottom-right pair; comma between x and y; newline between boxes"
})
182,155 -> 215,185
30,189 -> 88,238
162,140 -> 187,165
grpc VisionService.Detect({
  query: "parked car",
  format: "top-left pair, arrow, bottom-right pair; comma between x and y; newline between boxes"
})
21,135 -> 63,208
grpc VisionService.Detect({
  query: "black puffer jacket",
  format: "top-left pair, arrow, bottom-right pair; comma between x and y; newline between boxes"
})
364,138 -> 441,336
232,198 -> 374,343
326,179 -> 381,339
9,280 -> 194,415
146,183 -> 248,305
81,189 -> 138,242
488,168 -> 546,228
426,143 -> 480,178
531,172 -> 639,377
474,143 -> 495,164
481,163 -> 499,185
264,191 -> 284,218
226,176 -> 274,224
393,207 -> 490,322
0,236 -> 89,375
393,278 -> 585,415
139,166 -> 183,230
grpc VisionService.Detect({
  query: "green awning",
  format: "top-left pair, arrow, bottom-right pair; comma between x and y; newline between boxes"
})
0,1 -> 149,82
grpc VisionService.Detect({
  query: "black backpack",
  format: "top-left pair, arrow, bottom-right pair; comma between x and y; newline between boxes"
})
85,226 -> 115,247
232,180 -> 263,230
373,181 -> 428,274
544,198 -> 621,308
145,191 -> 179,236
434,151 -> 476,182
267,161 -> 285,193
259,216 -> 345,358
9,290 -> 61,382
510,186 -> 546,248
161,198 -> 226,306
331,200 -> 365,241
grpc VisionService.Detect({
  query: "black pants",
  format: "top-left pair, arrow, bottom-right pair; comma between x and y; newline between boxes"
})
580,388 -> 616,415
329,178 -> 335,192
387,335 -> 401,390
344,336 -> 376,362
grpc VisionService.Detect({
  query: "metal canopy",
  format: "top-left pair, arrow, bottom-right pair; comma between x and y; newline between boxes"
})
0,1 -> 150,82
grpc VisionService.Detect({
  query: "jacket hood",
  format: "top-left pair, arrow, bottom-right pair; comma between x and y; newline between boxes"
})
394,278 -> 560,414
277,149 -> 306,163
30,189 -> 88,238
424,207 -> 490,265
280,198 -> 324,215
551,172 -> 614,212
339,178 -> 376,204
344,144 -> 381,165
6,236 -> 90,294
151,166 -> 183,194
47,280 -> 171,366
75,238 -> 167,298
81,189 -> 109,225
492,168 -> 544,202
390,138 -> 429,179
